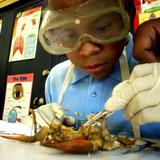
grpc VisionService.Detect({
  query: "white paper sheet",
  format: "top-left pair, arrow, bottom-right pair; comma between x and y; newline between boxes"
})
0,120 -> 33,136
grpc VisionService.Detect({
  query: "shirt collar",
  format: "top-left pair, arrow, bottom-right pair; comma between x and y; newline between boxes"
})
70,67 -> 88,84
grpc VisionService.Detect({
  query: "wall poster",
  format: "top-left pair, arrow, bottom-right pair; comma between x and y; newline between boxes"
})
139,0 -> 160,25
0,0 -> 19,8
141,0 -> 160,13
139,10 -> 160,24
9,6 -> 42,62
3,73 -> 34,123
134,0 -> 160,30
0,19 -> 2,33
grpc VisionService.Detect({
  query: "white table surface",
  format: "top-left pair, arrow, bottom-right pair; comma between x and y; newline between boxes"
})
0,137 -> 160,160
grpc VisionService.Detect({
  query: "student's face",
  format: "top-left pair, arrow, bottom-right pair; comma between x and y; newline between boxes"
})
66,39 -> 125,79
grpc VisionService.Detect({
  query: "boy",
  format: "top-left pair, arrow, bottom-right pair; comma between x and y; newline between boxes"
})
38,0 -> 160,138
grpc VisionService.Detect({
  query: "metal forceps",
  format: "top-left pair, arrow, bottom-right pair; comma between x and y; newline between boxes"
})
83,110 -> 113,127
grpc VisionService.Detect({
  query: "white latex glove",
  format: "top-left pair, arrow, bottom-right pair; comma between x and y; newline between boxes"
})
23,103 -> 64,128
35,103 -> 64,126
105,63 -> 160,125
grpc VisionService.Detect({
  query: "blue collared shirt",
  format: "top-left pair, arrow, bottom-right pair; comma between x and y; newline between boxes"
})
45,36 -> 160,139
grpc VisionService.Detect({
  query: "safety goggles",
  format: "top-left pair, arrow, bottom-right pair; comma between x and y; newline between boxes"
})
39,0 -> 130,55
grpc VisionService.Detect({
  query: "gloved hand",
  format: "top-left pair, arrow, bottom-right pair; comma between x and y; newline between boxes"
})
133,18 -> 160,63
23,103 -> 64,128
105,63 -> 160,125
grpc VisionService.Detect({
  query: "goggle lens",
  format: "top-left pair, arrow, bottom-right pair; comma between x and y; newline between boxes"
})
42,11 -> 129,53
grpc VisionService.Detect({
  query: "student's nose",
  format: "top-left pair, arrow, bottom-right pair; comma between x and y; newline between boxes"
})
79,41 -> 102,56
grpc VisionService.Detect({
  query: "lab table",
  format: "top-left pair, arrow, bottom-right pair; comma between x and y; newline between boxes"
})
0,137 -> 160,160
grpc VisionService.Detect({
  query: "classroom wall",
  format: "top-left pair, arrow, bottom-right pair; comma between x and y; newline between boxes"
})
0,0 -> 67,119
